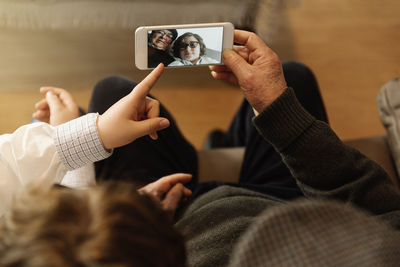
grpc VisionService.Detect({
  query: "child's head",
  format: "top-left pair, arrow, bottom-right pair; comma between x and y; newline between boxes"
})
0,181 -> 186,267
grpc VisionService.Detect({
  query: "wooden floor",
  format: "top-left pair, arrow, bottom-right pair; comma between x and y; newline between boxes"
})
0,0 -> 399,149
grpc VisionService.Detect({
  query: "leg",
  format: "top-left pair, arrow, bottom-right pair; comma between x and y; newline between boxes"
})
228,61 -> 328,199
89,76 -> 198,187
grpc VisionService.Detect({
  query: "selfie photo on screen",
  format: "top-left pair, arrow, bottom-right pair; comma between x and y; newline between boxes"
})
147,29 -> 178,68
147,26 -> 223,68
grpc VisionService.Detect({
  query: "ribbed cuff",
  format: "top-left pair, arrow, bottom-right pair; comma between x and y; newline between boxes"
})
53,113 -> 112,170
252,88 -> 316,151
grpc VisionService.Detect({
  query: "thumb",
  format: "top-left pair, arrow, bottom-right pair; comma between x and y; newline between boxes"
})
131,117 -> 170,139
162,183 -> 184,217
46,91 -> 63,111
222,49 -> 249,80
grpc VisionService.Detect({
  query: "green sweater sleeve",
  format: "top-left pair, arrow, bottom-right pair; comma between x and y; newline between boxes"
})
252,88 -> 400,223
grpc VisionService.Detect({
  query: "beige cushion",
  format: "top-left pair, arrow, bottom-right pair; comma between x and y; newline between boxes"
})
376,78 -> 400,186
197,147 -> 244,183
198,137 -> 399,189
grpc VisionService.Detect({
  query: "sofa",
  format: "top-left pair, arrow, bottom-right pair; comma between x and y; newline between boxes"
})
0,0 -> 287,41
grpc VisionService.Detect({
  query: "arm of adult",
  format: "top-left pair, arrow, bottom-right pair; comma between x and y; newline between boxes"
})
254,87 -> 400,226
211,30 -> 400,226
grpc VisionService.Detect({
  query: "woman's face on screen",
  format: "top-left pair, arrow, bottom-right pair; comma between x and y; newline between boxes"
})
151,30 -> 173,51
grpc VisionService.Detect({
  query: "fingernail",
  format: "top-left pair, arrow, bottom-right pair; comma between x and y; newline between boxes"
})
159,119 -> 170,128
222,49 -> 233,59
46,91 -> 53,97
40,86 -> 50,93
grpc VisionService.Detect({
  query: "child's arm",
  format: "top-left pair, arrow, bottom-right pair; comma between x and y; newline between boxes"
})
0,113 -> 112,216
1,64 -> 170,216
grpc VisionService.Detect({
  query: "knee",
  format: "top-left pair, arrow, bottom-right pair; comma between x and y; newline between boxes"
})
89,75 -> 137,113
282,61 -> 314,78
282,61 -> 318,86
93,75 -> 136,97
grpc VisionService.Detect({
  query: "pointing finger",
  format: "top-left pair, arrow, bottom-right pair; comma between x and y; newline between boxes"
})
131,63 -> 164,99
162,183 -> 184,214
159,173 -> 193,187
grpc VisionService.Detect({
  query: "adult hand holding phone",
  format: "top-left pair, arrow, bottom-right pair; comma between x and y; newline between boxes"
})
97,63 -> 170,150
210,30 -> 288,114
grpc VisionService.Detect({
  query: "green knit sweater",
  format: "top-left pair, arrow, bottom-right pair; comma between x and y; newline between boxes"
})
175,88 -> 400,267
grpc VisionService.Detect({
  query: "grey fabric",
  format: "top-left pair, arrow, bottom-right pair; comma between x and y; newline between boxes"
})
377,78 -> 400,178
175,186 -> 284,267
256,88 -> 400,217
177,88 -> 400,266
229,200 -> 400,267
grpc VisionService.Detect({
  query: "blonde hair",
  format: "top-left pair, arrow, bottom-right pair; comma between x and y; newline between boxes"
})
0,181 -> 186,267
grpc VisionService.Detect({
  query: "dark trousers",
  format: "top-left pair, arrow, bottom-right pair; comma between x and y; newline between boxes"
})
89,61 -> 328,200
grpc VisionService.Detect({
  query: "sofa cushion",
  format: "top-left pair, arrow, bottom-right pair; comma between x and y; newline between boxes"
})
377,78 -> 400,182
197,147 -> 245,183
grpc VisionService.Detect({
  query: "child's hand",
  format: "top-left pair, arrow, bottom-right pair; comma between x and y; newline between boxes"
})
138,173 -> 192,219
32,87 -> 79,126
97,64 -> 170,150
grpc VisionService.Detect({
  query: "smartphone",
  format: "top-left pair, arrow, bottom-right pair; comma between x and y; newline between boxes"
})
135,22 -> 234,70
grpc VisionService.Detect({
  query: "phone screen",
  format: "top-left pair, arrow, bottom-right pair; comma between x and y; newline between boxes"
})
147,26 -> 224,68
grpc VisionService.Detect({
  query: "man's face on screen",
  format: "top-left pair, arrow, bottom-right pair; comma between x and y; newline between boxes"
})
151,30 -> 174,51
179,35 -> 201,64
